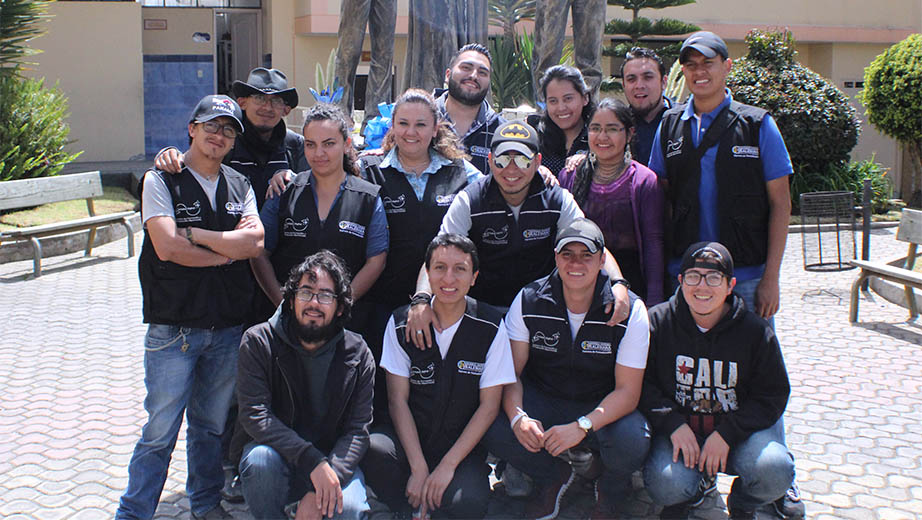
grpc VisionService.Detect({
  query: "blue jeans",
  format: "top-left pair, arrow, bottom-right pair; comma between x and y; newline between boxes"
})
482,382 -> 650,503
240,443 -> 370,520
733,277 -> 775,330
116,324 -> 242,519
643,417 -> 795,510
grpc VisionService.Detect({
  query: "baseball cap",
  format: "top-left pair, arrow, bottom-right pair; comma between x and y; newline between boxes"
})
679,241 -> 734,277
491,120 -> 539,159
189,95 -> 245,134
679,31 -> 729,63
555,218 -> 605,254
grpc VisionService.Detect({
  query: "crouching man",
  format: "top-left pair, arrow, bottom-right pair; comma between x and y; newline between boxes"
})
641,242 -> 796,519
362,233 -> 516,518
483,218 -> 651,518
236,251 -> 374,520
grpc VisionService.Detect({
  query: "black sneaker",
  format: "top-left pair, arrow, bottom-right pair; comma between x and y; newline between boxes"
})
191,504 -> 233,520
773,483 -> 806,519
658,474 -> 717,520
220,473 -> 244,504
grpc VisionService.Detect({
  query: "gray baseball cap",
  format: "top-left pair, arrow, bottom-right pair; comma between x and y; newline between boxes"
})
680,31 -> 729,63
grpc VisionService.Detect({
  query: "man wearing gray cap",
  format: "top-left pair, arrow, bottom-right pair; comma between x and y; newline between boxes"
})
117,95 -> 264,520
484,218 -> 651,518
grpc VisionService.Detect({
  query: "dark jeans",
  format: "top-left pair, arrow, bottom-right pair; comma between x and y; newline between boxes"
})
362,425 -> 491,519
482,382 -> 650,503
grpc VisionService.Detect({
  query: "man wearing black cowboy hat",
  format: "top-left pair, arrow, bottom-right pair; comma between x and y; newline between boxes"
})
156,67 -> 308,209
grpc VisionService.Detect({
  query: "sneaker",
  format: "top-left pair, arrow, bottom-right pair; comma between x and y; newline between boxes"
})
658,474 -> 717,520
726,480 -> 755,520
502,463 -> 535,498
191,504 -> 233,520
220,473 -> 244,504
773,483 -> 806,519
526,467 -> 577,520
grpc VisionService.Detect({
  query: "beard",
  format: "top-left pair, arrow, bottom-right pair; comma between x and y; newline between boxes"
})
290,314 -> 341,345
447,75 -> 489,106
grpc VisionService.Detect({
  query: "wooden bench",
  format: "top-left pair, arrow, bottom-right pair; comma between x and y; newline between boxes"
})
0,171 -> 137,277
849,208 -> 922,322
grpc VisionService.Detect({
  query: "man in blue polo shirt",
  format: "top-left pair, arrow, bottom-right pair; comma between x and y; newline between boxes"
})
648,31 -> 803,519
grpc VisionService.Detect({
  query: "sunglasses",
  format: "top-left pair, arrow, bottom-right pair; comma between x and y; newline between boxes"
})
249,93 -> 287,109
493,154 -> 533,170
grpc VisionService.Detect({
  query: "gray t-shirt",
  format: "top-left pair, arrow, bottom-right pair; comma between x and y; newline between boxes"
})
439,183 -> 584,236
141,166 -> 258,226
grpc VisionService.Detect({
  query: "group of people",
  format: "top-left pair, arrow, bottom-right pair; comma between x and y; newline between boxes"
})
115,30 -> 805,520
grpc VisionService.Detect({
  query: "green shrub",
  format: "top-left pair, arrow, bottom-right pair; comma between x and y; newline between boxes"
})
860,34 -> 922,207
792,158 -> 891,214
0,76 -> 82,181
727,29 -> 861,199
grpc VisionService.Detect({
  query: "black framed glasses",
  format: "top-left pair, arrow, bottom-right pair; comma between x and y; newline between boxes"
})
681,271 -> 725,287
294,288 -> 336,304
493,154 -> 533,170
250,93 -> 287,109
201,120 -> 238,139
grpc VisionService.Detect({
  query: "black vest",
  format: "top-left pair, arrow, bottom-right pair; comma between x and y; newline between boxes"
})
139,166 -> 255,328
391,297 -> 502,461
467,175 -> 563,307
520,271 -> 632,402
361,155 -> 469,309
271,172 -> 380,283
660,101 -> 770,266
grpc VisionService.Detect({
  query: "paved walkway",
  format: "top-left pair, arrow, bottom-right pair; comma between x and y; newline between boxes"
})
0,227 -> 920,519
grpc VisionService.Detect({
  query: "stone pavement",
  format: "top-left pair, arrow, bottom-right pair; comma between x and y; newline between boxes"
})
0,227 -> 920,519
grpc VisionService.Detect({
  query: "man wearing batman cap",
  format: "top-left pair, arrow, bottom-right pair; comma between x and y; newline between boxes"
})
156,67 -> 308,209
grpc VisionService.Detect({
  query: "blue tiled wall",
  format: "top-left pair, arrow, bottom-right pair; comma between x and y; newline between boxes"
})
143,54 -> 214,158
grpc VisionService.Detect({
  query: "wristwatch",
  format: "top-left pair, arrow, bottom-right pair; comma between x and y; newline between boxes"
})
610,278 -> 630,290
577,415 -> 593,434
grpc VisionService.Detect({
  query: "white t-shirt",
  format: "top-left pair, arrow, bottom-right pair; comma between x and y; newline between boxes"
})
439,185 -> 584,236
380,312 -> 517,389
505,290 -> 650,369
141,167 -> 258,226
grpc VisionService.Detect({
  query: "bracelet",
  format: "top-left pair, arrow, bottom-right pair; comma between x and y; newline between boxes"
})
184,227 -> 195,244
510,408 -> 528,430
410,292 -> 432,306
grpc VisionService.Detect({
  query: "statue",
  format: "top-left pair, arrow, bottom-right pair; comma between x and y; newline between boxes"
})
532,0 -> 606,100
335,0 -> 398,120
404,0 -> 488,93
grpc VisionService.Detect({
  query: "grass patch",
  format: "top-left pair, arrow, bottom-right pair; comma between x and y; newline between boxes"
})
0,186 -> 137,231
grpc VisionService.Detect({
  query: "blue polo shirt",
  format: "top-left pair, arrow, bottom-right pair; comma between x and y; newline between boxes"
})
649,90 -> 792,281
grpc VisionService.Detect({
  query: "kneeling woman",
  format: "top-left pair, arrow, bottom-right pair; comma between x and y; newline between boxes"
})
362,234 -> 515,518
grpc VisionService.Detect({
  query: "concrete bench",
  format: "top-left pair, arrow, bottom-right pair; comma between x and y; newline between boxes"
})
849,208 -> 922,322
0,171 -> 136,277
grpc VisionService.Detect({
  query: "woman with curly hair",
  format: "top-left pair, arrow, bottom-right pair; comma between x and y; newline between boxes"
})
558,97 -> 665,304
357,88 -> 483,419
527,65 -> 595,174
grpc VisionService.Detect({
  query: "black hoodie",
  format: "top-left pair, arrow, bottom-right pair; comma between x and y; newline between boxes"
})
235,306 -> 375,484
640,291 -> 789,448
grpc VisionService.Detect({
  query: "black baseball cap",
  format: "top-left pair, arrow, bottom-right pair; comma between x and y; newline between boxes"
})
679,31 -> 729,63
679,241 -> 734,277
491,120 -> 540,159
189,95 -> 245,134
555,218 -> 605,254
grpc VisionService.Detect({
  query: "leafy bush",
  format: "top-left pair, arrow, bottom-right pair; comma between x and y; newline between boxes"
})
792,158 -> 891,214
860,34 -> 922,207
727,29 -> 861,199
490,33 -> 535,110
0,76 -> 82,181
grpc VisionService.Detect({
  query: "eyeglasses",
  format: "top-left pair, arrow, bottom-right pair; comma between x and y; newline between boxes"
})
294,288 -> 336,304
249,93 -> 287,109
588,125 -> 626,135
493,154 -> 533,170
200,121 -> 238,139
681,271 -> 726,287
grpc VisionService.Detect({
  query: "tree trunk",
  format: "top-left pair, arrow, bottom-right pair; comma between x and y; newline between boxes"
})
906,140 -> 922,208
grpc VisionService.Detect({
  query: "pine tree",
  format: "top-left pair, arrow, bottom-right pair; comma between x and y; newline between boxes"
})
602,0 -> 699,91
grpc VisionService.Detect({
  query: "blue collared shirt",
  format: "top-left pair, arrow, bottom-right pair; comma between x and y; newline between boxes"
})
649,89 -> 793,280
379,148 -> 483,201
